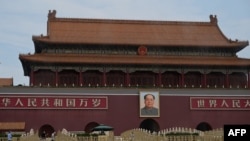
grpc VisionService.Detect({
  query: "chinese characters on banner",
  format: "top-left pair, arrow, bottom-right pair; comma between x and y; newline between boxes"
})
190,97 -> 250,110
0,95 -> 108,109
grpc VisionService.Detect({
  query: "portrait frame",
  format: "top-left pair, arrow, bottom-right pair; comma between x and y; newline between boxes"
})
139,90 -> 160,117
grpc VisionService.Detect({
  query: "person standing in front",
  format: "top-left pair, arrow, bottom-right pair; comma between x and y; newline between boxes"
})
7,131 -> 12,141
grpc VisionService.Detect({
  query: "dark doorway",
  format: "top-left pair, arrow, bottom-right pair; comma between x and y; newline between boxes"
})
85,122 -> 99,133
196,122 -> 212,131
39,124 -> 55,138
139,118 -> 160,133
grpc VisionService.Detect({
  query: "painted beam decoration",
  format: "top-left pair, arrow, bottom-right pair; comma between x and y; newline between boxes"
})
190,97 -> 250,110
0,95 -> 108,109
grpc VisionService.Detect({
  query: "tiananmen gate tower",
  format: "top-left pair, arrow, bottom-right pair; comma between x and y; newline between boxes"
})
1,10 -> 250,136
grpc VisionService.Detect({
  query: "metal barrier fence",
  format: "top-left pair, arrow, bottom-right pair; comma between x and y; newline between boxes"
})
120,127 -> 223,141
3,127 -> 223,141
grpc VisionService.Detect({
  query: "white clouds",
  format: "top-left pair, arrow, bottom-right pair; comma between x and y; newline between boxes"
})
0,62 -> 29,85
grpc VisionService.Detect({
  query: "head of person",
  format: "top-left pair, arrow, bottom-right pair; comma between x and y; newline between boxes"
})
144,94 -> 155,109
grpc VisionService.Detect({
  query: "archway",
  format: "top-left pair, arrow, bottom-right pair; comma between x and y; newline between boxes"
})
196,122 -> 212,131
139,118 -> 160,133
39,124 -> 55,138
85,122 -> 99,133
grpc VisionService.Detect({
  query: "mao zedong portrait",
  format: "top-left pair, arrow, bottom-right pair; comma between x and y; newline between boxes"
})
141,93 -> 159,116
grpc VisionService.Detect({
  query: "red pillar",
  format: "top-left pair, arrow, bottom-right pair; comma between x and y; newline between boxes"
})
248,71 -> 250,89
102,68 -> 106,86
29,68 -> 34,86
158,70 -> 162,87
181,69 -> 185,87
125,69 -> 130,87
55,69 -> 58,87
79,69 -> 83,86
178,75 -> 181,87
225,70 -> 229,88
203,71 -> 207,88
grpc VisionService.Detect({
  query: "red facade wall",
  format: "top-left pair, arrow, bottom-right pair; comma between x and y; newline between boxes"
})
31,69 -> 249,89
1,95 -> 250,135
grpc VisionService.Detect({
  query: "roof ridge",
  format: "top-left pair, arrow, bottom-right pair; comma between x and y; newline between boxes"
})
48,10 -> 214,26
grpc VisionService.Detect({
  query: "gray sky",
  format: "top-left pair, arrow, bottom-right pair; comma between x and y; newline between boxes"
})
0,0 -> 250,85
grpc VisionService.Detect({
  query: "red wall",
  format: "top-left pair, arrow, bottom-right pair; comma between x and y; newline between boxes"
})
1,95 -> 250,135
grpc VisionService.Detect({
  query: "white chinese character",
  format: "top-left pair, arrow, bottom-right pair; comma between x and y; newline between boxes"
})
221,100 -> 229,107
41,98 -> 50,107
197,99 -> 205,108
54,99 -> 63,107
2,98 -> 11,107
244,100 -> 250,108
28,98 -> 37,107
209,100 -> 217,107
92,99 -> 101,107
15,98 -> 24,107
232,100 -> 241,108
79,99 -> 88,107
66,99 -> 75,107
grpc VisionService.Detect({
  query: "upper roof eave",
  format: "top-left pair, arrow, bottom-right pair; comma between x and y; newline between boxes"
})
32,36 -> 249,48
19,53 -> 250,67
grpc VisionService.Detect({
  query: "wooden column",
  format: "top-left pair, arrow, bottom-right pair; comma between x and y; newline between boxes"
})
203,71 -> 207,88
181,69 -> 185,87
157,70 -> 162,87
225,70 -> 229,88
102,68 -> 106,86
248,71 -> 250,89
125,69 -> 130,87
29,68 -> 34,86
79,69 -> 83,86
178,75 -> 181,87
55,69 -> 58,87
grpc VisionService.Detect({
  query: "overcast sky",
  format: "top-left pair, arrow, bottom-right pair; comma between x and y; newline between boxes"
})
0,0 -> 250,86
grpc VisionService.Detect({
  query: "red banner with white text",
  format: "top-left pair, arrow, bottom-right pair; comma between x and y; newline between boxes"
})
0,95 -> 108,109
190,97 -> 250,110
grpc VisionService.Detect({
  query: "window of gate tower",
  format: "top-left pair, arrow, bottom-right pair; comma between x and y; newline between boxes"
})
130,71 -> 156,86
106,70 -> 125,86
